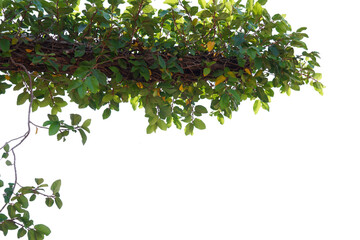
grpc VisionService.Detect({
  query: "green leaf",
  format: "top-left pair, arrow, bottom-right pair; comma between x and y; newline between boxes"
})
219,94 -> 230,110
198,0 -> 206,8
194,105 -> 208,114
246,0 -> 254,12
146,124 -> 157,134
0,39 -> 10,52
77,83 -> 87,98
140,67 -> 150,81
17,92 -> 29,105
92,69 -> 107,85
18,195 -> 29,208
256,87 -> 269,102
158,56 -> 166,69
55,197 -> 63,209
29,194 -> 36,201
157,120 -> 167,131
45,198 -> 54,207
67,80 -> 82,92
3,220 -> 18,230
0,213 -> 8,222
193,118 -> 206,130
4,143 -> 9,152
47,114 -> 59,122
313,73 -> 322,81
269,45 -> 279,57
34,224 -> 51,236
74,49 -> 85,58
203,67 -> 211,76
2,152 -> 9,159
257,0 -> 267,5
17,228 -> 27,238
78,129 -> 87,145
27,229 -> 36,240
70,113 -> 82,125
50,179 -> 61,194
296,27 -> 307,32
253,99 -> 261,114
253,2 -> 263,15
102,108 -> 111,119
173,115 -> 182,129
35,178 -> 44,185
184,123 -> 194,136
81,119 -> 91,128
164,0 -> 178,6
85,75 -> 99,93
143,4 -> 155,13
49,122 -> 60,136
227,89 -> 241,103
261,101 -> 270,111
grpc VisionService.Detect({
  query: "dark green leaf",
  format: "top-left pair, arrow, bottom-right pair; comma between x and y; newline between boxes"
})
78,129 -> 87,145
49,122 -> 60,136
70,114 -> 82,125
102,108 -> 111,119
3,220 -> 18,230
0,39 -> 10,52
17,228 -> 27,238
219,94 -> 230,110
256,87 -> 269,102
18,195 -> 29,208
158,56 -> 166,69
29,194 -> 36,201
269,45 -> 279,57
85,75 -> 99,93
0,213 -> 7,222
4,143 -> 9,152
194,105 -> 208,114
227,89 -> 241,103
77,83 -> 87,98
45,198 -> 54,207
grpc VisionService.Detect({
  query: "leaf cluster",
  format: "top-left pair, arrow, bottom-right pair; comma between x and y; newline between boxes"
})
0,176 -> 62,239
0,0 -> 323,135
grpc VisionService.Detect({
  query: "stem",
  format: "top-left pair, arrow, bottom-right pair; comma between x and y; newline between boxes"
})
0,58 -> 34,213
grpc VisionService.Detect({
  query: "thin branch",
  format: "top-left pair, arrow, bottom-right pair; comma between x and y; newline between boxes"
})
0,58 -> 34,213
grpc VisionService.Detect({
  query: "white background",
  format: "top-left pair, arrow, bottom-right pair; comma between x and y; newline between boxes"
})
1,0 -> 360,239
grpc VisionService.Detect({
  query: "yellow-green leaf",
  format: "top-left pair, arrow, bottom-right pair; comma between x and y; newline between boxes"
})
215,75 -> 226,86
207,41 -> 215,51
253,99 -> 261,114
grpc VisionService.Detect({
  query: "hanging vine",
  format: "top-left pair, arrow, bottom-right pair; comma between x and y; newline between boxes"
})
0,0 -> 323,238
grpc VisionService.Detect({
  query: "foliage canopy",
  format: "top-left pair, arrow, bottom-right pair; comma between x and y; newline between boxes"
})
0,0 -> 322,238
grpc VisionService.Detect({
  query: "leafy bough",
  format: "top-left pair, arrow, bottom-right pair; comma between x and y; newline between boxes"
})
0,0 -> 323,238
